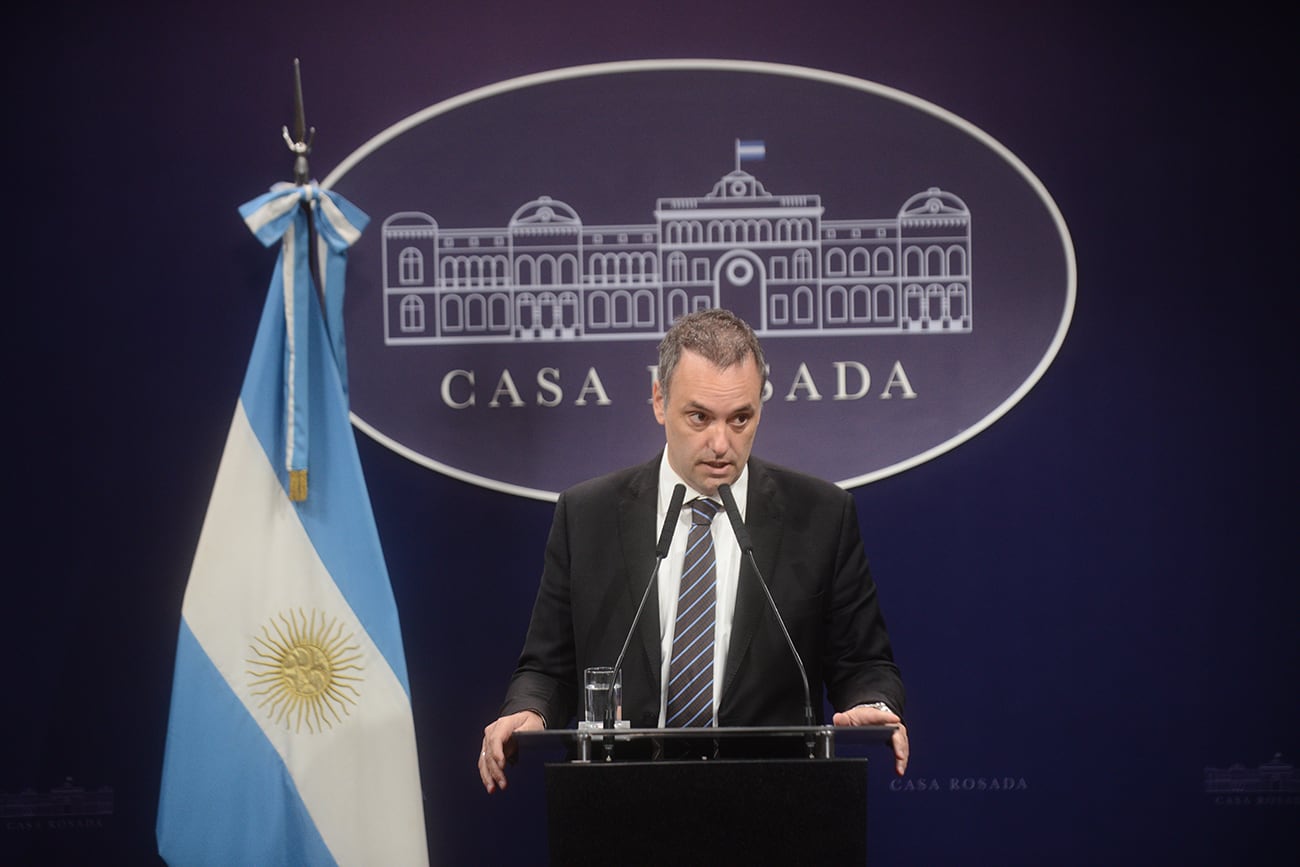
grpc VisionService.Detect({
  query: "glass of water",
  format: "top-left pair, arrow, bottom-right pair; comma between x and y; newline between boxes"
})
583,666 -> 622,728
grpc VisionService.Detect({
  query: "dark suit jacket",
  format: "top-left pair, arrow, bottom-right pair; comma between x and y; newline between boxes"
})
501,455 -> 904,728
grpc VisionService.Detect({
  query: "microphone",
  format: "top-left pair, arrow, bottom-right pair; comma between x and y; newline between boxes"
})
717,483 -> 816,748
604,483 -> 687,734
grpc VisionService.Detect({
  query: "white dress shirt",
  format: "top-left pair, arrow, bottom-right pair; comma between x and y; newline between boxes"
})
654,451 -> 748,726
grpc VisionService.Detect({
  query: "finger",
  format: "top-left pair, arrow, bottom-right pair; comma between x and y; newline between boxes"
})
478,748 -> 496,793
893,728 -> 910,776
487,741 -> 510,792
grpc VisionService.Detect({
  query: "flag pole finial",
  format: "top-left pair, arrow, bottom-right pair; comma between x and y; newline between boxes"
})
281,58 -> 315,185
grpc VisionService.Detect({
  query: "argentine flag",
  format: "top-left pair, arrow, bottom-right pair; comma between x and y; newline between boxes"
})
736,139 -> 766,164
157,185 -> 428,865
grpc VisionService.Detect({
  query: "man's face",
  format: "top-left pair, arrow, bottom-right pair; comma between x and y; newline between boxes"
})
652,349 -> 763,497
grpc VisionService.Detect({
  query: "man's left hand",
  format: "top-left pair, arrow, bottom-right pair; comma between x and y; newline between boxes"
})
833,705 -> 909,777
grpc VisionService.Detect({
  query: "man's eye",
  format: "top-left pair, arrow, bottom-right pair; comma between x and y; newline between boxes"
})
730,415 -> 750,428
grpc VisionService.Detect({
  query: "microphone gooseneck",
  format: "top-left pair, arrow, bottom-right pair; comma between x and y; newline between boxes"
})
717,483 -> 816,746
605,483 -> 687,735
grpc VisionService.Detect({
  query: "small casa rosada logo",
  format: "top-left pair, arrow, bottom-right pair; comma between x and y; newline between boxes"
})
889,775 -> 1029,793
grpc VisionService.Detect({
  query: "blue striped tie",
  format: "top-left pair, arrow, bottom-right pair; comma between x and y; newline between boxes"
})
666,499 -> 720,727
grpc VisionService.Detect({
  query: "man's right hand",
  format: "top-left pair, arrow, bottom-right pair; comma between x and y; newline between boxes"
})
478,710 -> 545,793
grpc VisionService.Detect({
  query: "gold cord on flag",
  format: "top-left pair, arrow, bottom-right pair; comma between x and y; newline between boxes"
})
289,469 -> 308,502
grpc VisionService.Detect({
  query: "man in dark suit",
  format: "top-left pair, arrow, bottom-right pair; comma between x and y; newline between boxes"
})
478,309 -> 907,793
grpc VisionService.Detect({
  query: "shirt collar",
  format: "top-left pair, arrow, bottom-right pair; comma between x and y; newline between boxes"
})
656,449 -> 749,517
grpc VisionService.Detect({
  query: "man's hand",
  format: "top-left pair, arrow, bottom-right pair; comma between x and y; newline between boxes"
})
832,705 -> 909,777
478,710 -> 545,793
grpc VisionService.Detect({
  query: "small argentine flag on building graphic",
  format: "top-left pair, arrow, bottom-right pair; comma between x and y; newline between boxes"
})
735,139 -> 766,169
156,184 -> 428,866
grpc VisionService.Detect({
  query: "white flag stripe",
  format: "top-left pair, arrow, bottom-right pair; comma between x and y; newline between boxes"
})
242,187 -> 304,235
317,193 -> 363,248
182,402 -> 427,866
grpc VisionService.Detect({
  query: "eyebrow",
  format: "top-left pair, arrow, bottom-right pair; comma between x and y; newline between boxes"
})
684,400 -> 757,417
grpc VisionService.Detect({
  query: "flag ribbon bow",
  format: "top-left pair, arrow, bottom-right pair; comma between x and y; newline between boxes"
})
238,183 -> 368,501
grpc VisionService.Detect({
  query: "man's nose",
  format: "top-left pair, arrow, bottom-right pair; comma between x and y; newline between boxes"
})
705,422 -> 729,454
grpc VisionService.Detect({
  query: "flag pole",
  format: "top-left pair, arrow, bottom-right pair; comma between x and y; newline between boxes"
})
282,58 -> 324,302
282,58 -> 314,185
281,58 -> 320,502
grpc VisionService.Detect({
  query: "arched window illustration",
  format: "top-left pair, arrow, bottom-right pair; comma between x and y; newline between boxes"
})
850,248 -> 869,276
537,291 -> 559,330
559,291 -> 580,329
516,292 -> 539,330
826,249 -> 847,277
441,256 -> 460,287
904,283 -> 925,323
537,255 -> 558,285
465,294 -> 487,331
947,245 -> 967,276
873,247 -> 894,275
612,290 -> 632,327
633,289 -> 655,326
441,293 -> 464,332
488,293 -> 510,330
873,285 -> 895,321
588,291 -> 611,328
793,286 -> 814,324
904,246 -> 924,277
793,249 -> 814,280
825,285 -> 848,324
850,285 -> 871,322
464,257 -> 482,287
667,289 -> 690,323
515,255 -> 535,286
640,252 -> 657,279
558,253 -> 578,285
399,247 -> 423,285
927,283 -> 946,321
614,252 -> 633,283
668,252 -> 687,282
947,283 -> 967,320
926,246 -> 947,277
399,294 -> 425,332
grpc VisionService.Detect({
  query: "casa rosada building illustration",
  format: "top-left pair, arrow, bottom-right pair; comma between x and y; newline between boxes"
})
381,163 -> 972,345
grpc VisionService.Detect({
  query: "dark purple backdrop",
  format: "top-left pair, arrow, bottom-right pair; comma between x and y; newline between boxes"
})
5,2 -> 1296,865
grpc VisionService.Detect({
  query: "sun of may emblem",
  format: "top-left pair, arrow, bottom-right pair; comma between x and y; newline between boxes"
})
246,609 -> 364,733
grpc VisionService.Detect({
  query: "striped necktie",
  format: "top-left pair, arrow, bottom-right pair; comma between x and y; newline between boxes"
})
666,498 -> 720,727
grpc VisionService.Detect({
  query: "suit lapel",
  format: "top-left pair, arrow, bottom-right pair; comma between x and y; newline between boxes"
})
617,458 -> 662,712
720,459 -> 783,709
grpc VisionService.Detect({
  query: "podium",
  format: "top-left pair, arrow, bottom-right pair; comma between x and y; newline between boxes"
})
515,726 -> 893,865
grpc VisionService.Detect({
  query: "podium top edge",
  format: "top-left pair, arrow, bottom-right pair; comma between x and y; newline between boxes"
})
515,724 -> 896,746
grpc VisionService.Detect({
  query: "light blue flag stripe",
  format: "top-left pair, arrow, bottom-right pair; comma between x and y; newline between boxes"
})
239,254 -> 411,691
157,621 -> 336,867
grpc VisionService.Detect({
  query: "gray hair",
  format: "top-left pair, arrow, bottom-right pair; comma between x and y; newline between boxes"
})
657,308 -> 766,399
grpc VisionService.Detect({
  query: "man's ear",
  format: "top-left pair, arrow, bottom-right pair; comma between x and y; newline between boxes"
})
652,380 -> 666,424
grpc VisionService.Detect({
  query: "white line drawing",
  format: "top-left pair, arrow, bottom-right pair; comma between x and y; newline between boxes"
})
380,144 -> 972,345
1204,754 -> 1300,794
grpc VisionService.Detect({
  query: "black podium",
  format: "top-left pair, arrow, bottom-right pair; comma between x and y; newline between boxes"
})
515,726 -> 892,866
